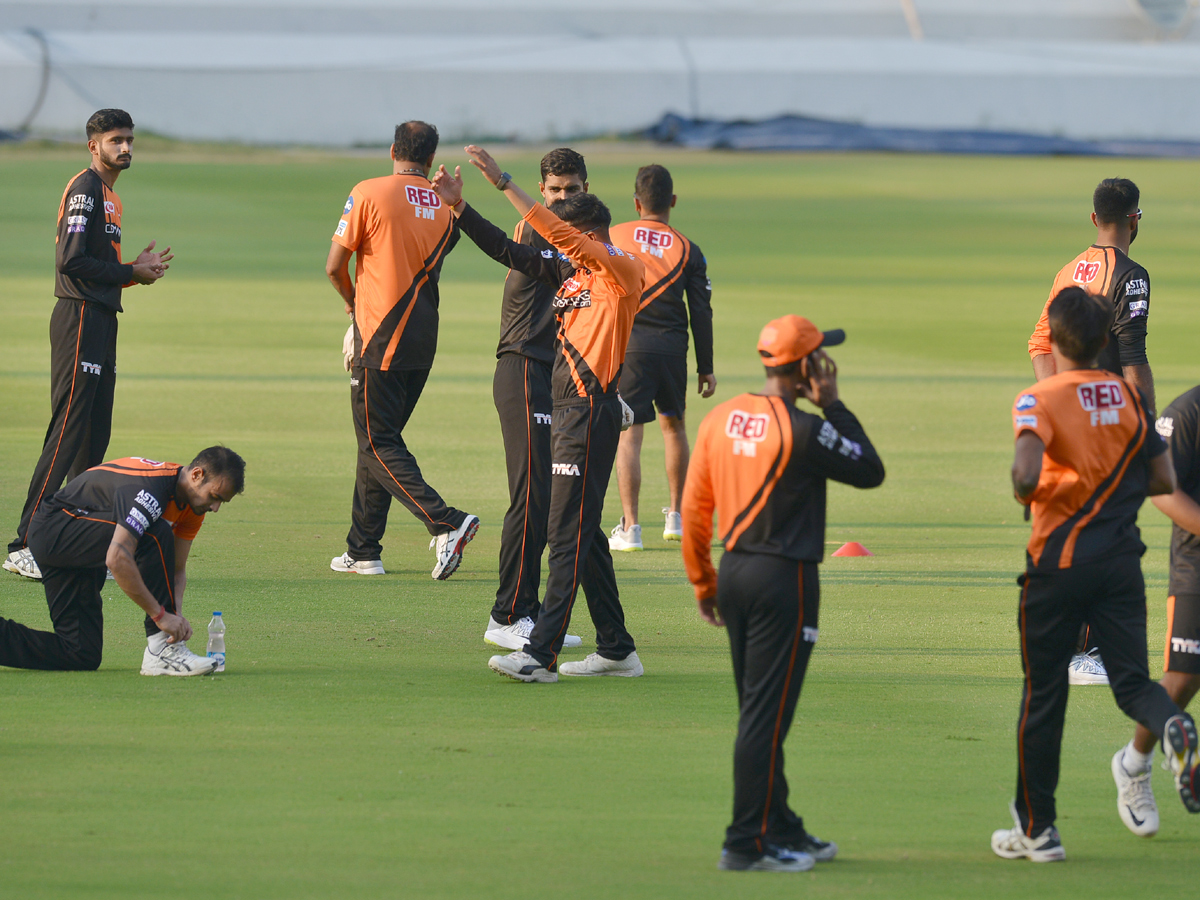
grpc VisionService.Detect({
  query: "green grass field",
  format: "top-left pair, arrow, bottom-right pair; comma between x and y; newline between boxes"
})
2,141 -> 1199,899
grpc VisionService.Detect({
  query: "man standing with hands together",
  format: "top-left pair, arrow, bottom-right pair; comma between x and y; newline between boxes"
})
6,109 -> 173,581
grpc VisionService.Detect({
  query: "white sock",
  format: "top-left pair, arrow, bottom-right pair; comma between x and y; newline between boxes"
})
1123,741 -> 1153,774
147,631 -> 169,654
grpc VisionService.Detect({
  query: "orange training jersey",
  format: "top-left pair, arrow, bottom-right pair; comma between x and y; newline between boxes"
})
523,204 -> 645,404
609,220 -> 713,373
162,499 -> 204,541
1013,368 -> 1165,571
681,395 -> 884,600
54,168 -> 133,312
333,174 -> 460,371
1028,246 -> 1150,375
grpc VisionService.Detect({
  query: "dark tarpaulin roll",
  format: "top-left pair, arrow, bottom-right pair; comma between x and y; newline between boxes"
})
644,113 -> 1200,158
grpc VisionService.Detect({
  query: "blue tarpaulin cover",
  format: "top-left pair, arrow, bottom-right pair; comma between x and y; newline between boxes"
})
644,113 -> 1200,158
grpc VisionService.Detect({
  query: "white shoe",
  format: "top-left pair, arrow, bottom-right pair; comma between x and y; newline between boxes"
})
330,552 -> 384,575
140,642 -> 217,676
608,518 -> 642,552
430,515 -> 479,580
485,615 -> 534,650
3,548 -> 42,580
488,650 -> 557,683
560,650 -> 643,677
1112,748 -> 1159,837
1067,650 -> 1108,685
662,509 -> 682,542
484,616 -> 582,650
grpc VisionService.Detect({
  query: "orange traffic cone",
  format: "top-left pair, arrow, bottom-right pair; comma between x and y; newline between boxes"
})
831,541 -> 873,557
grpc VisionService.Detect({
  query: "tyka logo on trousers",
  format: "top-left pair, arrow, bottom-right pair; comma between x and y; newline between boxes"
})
534,412 -> 552,425
80,361 -> 101,375
552,462 -> 581,476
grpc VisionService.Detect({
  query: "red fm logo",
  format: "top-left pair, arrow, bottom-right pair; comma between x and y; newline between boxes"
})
726,410 -> 769,457
1077,380 -> 1126,425
633,227 -> 673,250
405,185 -> 441,219
1072,260 -> 1101,284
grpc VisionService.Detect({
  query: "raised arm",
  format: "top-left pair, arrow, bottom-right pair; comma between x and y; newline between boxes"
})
431,165 -> 568,288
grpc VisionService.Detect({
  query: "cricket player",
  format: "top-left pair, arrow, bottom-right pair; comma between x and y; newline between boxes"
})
1028,178 -> 1154,685
681,315 -> 884,871
1111,383 -> 1200,836
325,122 -> 478,581
608,164 -> 715,551
432,147 -> 645,683
0,447 -> 244,675
5,109 -> 173,581
994,287 -> 1197,862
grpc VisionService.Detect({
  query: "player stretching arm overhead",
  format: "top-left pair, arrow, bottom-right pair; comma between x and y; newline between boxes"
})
432,147 -> 645,683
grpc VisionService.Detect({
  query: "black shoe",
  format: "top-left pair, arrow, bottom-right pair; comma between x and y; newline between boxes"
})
784,833 -> 838,861
718,844 -> 815,872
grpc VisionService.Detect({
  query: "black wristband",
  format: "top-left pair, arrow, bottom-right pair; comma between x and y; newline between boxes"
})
495,172 -> 512,191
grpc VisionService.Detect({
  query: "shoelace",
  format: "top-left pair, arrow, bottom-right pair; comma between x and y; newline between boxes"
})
1121,766 -> 1155,812
515,618 -> 534,638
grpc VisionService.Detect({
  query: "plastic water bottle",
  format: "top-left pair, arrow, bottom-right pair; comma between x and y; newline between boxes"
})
207,612 -> 226,672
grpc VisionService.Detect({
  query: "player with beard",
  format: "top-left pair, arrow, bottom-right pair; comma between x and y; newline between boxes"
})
4,109 -> 174,581
1028,177 -> 1154,686
483,149 -> 587,653
432,148 -> 645,682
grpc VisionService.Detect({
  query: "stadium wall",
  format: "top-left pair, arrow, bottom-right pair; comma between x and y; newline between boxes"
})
2,0 -> 1199,146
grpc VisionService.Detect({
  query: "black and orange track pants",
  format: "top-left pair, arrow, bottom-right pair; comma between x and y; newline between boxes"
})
718,552 -> 820,855
1014,552 -> 1185,834
346,365 -> 468,558
10,298 -> 117,555
0,509 -> 176,670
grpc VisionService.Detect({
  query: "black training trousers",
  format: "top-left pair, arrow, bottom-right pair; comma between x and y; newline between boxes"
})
10,299 -> 117,555
346,366 -> 468,558
0,509 -> 176,671
524,397 -> 636,669
490,354 -> 553,625
718,552 -> 821,855
1014,552 -> 1184,834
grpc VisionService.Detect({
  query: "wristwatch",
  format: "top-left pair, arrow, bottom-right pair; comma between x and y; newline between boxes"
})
495,171 -> 512,191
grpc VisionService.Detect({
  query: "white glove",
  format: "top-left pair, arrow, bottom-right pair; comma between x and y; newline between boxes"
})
342,324 -> 355,372
618,394 -> 635,431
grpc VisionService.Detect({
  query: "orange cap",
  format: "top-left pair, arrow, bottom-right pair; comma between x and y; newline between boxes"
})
757,315 -> 845,366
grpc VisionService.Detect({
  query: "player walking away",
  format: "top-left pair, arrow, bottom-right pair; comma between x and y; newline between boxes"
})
0,447 -> 244,675
4,109 -> 173,582
608,165 -> 715,551
1028,177 -> 1153,686
681,315 -> 884,872
483,148 -> 587,652
994,287 -> 1198,863
1110,384 -> 1200,836
431,146 -> 645,683
325,122 -> 478,582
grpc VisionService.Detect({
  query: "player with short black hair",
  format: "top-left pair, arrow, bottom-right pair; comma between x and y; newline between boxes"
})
608,164 -> 715,550
1110,383 -> 1200,836
432,146 -> 646,683
4,109 -> 174,582
994,289 -> 1198,862
326,122 -> 478,581
0,449 -> 244,675
483,148 -> 590,652
1028,178 -> 1155,686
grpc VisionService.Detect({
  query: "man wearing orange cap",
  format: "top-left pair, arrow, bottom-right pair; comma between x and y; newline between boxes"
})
681,315 -> 884,872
